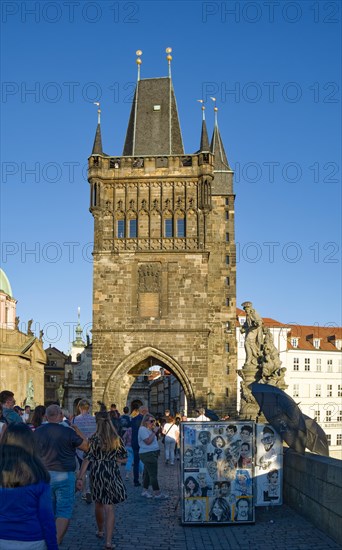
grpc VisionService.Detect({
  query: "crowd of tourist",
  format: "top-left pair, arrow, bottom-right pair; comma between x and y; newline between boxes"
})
0,390 -> 185,549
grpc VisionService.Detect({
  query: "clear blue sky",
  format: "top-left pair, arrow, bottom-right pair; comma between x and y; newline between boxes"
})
1,1 -> 341,353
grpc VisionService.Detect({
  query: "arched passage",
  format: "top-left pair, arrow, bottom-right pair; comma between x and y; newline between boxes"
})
103,346 -> 196,411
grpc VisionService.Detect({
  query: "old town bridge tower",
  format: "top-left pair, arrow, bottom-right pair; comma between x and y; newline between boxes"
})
88,53 -> 237,415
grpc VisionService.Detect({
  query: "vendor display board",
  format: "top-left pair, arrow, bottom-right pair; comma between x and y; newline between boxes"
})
255,423 -> 283,506
181,421 -> 255,524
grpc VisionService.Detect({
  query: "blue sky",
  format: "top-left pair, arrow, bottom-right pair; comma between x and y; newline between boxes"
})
1,1 -> 341,353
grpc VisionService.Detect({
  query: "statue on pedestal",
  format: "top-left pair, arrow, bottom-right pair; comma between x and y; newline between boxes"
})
259,327 -> 287,389
27,319 -> 34,336
26,379 -> 35,408
57,384 -> 65,406
240,301 -> 263,368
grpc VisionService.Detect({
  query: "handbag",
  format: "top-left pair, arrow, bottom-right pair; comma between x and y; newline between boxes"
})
161,423 -> 172,444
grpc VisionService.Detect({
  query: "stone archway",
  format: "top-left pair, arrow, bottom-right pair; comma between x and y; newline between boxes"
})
103,346 -> 195,410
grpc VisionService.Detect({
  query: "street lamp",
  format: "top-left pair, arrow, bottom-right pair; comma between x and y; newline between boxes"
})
207,390 -> 215,409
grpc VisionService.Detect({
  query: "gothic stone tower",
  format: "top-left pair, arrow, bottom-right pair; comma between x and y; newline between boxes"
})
88,66 -> 237,415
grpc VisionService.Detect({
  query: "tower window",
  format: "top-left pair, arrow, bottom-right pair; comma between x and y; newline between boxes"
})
117,220 -> 125,238
164,218 -> 173,238
225,198 -> 229,205
225,297 -> 230,307
225,211 -> 229,220
226,277 -> 230,286
177,218 -> 185,238
225,255 -> 230,265
129,219 -> 137,238
225,232 -> 229,242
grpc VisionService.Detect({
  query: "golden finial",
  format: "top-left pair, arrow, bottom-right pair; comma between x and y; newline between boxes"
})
94,102 -> 101,124
166,47 -> 172,77
136,50 -> 142,80
197,99 -> 206,120
210,97 -> 218,124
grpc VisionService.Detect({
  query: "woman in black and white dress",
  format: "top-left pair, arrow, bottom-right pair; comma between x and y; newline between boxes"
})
77,412 -> 127,550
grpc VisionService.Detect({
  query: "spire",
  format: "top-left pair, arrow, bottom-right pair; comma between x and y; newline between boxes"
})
209,99 -> 233,195
92,103 -> 103,155
73,307 -> 86,347
200,118 -> 210,152
210,100 -> 230,169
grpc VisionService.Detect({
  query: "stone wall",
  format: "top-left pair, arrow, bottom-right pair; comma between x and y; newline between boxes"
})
283,449 -> 342,545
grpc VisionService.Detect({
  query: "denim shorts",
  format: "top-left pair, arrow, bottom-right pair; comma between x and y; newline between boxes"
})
49,470 -> 75,519
0,541 -> 47,550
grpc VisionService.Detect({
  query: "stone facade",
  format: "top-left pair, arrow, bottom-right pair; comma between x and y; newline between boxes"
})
88,74 -> 237,416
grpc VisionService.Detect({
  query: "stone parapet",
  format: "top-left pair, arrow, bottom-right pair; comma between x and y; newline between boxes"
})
283,448 -> 342,545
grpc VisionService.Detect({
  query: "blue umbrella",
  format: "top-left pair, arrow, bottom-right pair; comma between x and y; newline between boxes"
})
251,382 -> 307,454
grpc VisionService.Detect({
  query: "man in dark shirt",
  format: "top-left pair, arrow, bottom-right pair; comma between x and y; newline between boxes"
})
131,405 -> 148,486
34,404 -> 88,545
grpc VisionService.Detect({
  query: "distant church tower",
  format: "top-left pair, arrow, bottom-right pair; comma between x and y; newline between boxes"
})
88,51 -> 237,415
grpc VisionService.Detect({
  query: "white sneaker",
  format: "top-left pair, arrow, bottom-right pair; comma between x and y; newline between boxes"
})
141,490 -> 153,498
154,493 -> 169,500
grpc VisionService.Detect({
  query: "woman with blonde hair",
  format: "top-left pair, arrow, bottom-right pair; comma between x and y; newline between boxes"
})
76,412 -> 127,550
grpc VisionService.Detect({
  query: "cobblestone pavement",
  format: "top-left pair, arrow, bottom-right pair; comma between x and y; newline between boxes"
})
62,446 -> 341,550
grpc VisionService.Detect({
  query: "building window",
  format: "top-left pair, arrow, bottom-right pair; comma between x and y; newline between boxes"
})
225,343 -> 229,353
315,384 -> 321,397
291,337 -> 298,348
326,434 -> 331,445
338,360 -> 342,373
225,210 -> 229,220
176,218 -> 185,237
304,358 -> 310,371
225,297 -> 230,307
225,255 -> 230,265
337,434 -> 342,446
226,366 -> 230,375
293,384 -> 299,398
117,220 -> 125,238
164,218 -> 173,238
226,277 -> 230,286
129,218 -> 137,238
225,232 -> 229,242
327,384 -> 332,397
225,198 -> 229,206
313,338 -> 320,349
325,411 -> 332,422
338,385 -> 342,397
314,410 -> 320,422
327,359 -> 333,372
316,358 -> 322,372
337,411 -> 342,422
293,358 -> 299,371
225,388 -> 229,397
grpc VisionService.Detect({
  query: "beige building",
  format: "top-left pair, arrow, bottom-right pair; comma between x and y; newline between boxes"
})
0,269 -> 46,406
88,59 -> 237,415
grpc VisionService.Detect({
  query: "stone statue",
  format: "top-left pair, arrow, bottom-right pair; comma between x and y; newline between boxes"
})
26,379 -> 35,408
240,302 -> 263,368
27,319 -> 34,336
57,384 -> 65,406
259,327 -> 287,389
39,330 -> 44,342
15,316 -> 20,330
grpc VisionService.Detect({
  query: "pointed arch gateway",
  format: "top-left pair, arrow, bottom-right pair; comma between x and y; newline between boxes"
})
103,346 -> 196,409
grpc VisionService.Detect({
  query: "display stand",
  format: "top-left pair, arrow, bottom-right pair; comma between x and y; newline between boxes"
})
181,421 -> 255,524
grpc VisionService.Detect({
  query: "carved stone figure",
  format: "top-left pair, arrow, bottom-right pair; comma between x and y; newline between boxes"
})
240,302 -> 263,368
26,379 -> 35,408
259,327 -> 286,388
57,384 -> 65,406
15,316 -> 20,330
27,319 -> 34,336
138,264 -> 161,292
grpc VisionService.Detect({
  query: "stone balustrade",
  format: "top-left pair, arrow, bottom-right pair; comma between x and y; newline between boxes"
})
284,448 -> 342,545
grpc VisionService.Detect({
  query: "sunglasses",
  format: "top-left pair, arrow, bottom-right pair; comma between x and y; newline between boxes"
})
149,419 -> 155,423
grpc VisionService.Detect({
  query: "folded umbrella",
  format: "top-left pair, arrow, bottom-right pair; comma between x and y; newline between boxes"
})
303,414 -> 329,456
251,382 -> 307,454
204,408 -> 220,421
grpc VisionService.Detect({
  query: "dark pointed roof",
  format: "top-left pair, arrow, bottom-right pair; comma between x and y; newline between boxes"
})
210,120 -> 233,195
123,77 -> 184,156
92,123 -> 103,155
210,123 -> 230,169
200,119 -> 210,152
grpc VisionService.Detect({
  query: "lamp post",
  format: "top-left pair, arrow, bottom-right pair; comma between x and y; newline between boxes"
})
207,390 -> 215,409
